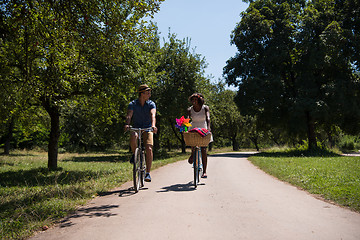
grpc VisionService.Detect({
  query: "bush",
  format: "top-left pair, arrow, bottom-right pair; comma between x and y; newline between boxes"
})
339,135 -> 360,152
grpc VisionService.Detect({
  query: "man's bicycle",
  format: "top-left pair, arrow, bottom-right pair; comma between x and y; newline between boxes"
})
183,131 -> 211,188
129,127 -> 153,193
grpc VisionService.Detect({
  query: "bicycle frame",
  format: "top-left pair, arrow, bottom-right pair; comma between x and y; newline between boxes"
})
129,127 -> 153,193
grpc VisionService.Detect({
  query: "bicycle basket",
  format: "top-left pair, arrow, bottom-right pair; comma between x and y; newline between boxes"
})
183,132 -> 211,147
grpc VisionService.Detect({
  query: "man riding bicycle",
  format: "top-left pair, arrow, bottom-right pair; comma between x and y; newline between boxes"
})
124,84 -> 158,182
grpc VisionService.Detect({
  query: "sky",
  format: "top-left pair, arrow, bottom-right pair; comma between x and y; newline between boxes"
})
151,0 -> 249,86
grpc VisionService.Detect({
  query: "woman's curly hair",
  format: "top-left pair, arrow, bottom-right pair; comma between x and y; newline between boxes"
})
189,93 -> 205,106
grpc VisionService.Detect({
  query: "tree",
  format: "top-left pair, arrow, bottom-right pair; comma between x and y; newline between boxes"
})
208,82 -> 243,150
0,76 -> 16,154
1,0 -> 164,169
224,0 -> 360,149
153,33 -> 207,153
294,0 -> 360,145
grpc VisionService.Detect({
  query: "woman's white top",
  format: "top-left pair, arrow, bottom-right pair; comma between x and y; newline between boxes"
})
190,105 -> 213,142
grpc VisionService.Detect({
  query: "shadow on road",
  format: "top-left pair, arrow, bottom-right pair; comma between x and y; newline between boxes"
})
59,205 -> 119,228
157,182 -> 204,193
119,187 -> 149,197
98,186 -> 149,198
209,152 -> 257,158
96,188 -> 133,197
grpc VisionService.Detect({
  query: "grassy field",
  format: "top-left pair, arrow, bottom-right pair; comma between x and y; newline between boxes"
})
0,147 -> 235,240
249,150 -> 360,213
1,147 -> 359,239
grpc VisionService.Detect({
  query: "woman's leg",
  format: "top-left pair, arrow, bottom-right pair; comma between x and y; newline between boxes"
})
201,147 -> 207,176
188,147 -> 194,164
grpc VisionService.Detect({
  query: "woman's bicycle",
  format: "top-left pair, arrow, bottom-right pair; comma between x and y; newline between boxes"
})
183,131 -> 211,188
192,146 -> 203,188
129,127 -> 153,193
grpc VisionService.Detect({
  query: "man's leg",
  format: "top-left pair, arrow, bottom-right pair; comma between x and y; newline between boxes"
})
143,132 -> 154,182
145,144 -> 153,173
130,132 -> 138,154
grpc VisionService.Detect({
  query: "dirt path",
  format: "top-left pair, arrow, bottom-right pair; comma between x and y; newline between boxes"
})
30,152 -> 360,240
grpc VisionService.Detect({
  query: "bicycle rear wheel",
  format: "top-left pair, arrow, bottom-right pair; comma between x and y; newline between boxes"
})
133,148 -> 141,192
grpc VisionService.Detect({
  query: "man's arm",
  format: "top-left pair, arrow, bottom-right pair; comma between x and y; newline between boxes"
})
150,108 -> 158,133
124,109 -> 133,131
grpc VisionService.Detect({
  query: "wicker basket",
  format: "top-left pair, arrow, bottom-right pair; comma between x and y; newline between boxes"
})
183,132 -> 211,147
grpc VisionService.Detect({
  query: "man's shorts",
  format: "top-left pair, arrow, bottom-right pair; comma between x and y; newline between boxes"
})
142,131 -> 153,146
131,131 -> 153,146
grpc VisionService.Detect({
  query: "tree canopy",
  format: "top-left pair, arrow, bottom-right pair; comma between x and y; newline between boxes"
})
152,33 -> 208,152
225,0 -> 360,149
1,0 -> 164,169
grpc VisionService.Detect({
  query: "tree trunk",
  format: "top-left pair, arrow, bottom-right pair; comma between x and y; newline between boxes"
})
249,136 -> 260,151
43,98 -> 60,170
181,134 -> 186,153
4,117 -> 14,155
326,129 -> 335,148
169,118 -> 185,153
232,134 -> 239,151
306,111 -> 317,149
167,139 -> 171,152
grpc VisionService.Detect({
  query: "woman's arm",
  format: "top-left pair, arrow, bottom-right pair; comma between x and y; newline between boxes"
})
205,105 -> 211,131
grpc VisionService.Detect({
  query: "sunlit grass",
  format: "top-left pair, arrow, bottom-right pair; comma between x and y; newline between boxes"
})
0,149 -> 189,239
249,150 -> 360,212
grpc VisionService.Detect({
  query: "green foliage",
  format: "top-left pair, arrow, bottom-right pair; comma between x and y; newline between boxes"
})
338,135 -> 360,152
60,95 -> 129,152
152,33 -> 208,151
0,0 -> 165,167
193,80 -> 277,151
208,84 -> 244,150
224,0 -> 360,149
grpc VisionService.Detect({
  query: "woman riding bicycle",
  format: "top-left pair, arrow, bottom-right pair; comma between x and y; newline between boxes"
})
187,93 -> 213,178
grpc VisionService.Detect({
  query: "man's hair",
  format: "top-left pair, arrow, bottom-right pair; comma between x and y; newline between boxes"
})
138,84 -> 151,97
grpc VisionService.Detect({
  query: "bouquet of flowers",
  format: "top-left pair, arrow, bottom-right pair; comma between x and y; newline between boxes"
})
175,116 -> 192,132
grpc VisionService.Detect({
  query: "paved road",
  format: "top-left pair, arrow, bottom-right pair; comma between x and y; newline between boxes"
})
31,152 -> 360,240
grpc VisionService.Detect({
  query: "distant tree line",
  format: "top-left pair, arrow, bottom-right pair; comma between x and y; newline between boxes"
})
0,0 -> 244,170
225,0 -> 360,150
1,0 -> 360,171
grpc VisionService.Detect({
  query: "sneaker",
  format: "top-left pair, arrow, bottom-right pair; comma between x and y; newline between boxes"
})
130,154 -> 134,163
145,173 -> 151,182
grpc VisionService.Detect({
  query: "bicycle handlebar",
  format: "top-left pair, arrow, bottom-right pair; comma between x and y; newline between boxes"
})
129,127 -> 154,132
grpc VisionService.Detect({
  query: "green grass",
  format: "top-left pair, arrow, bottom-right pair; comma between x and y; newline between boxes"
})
249,150 -> 360,213
0,149 -> 192,240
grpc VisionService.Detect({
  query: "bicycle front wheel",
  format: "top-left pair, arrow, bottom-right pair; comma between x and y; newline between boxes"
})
133,148 -> 141,193
193,148 -> 199,188
140,150 -> 146,188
